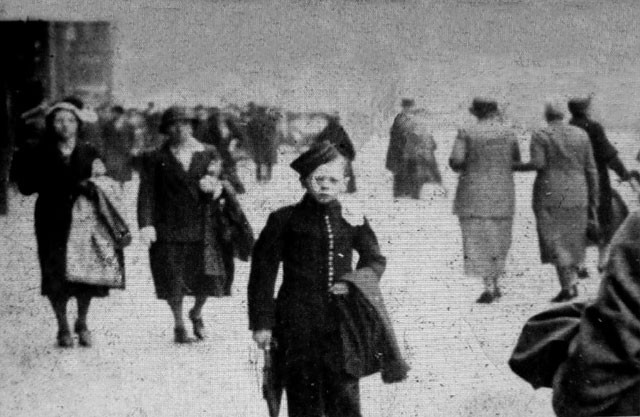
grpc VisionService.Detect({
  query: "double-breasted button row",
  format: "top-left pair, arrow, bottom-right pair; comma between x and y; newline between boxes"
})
324,214 -> 335,287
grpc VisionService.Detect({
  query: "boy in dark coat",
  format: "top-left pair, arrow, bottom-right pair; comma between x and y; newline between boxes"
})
248,142 -> 408,417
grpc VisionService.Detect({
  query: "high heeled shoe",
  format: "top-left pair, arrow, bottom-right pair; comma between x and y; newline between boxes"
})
174,326 -> 194,344
476,291 -> 495,304
188,309 -> 206,341
74,322 -> 92,347
57,330 -> 74,348
551,286 -> 578,303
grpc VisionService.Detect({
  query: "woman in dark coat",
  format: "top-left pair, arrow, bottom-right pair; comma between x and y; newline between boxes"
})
14,101 -> 109,348
137,106 -> 233,344
449,98 -> 522,303
568,97 -> 632,273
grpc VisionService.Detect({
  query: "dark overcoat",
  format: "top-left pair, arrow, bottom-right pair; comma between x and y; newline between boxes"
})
101,120 -> 137,182
385,112 -> 409,173
246,112 -> 278,165
570,116 -> 626,241
248,195 -> 387,375
137,142 -> 234,298
14,141 -> 109,297
510,210 -> 640,417
137,142 -> 219,242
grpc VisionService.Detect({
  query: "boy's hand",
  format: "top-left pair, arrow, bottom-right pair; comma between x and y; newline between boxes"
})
91,159 -> 107,177
199,175 -> 223,198
329,282 -> 349,296
253,330 -> 272,350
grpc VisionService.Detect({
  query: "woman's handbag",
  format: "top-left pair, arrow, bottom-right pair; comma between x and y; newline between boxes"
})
66,181 -> 128,288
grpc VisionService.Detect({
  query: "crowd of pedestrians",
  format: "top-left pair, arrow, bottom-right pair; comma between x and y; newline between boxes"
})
9,91 -> 640,416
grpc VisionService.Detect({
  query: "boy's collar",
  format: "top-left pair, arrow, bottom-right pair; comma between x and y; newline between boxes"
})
301,193 -> 341,211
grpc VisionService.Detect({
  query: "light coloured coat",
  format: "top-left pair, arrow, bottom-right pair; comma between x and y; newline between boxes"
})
450,120 -> 521,218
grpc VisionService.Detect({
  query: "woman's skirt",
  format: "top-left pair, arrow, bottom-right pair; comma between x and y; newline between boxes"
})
459,217 -> 513,277
535,207 -> 588,266
149,242 -> 230,300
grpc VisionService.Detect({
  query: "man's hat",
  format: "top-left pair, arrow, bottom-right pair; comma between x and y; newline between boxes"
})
159,106 -> 197,134
401,98 -> 415,108
469,97 -> 499,118
567,97 -> 591,116
544,102 -> 565,120
290,142 -> 342,179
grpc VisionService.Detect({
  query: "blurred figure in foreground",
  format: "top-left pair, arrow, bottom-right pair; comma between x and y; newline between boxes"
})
449,98 -> 522,303
510,210 -> 640,417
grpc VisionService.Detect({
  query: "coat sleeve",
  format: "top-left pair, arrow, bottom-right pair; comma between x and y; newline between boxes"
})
449,129 -> 468,172
351,218 -> 386,279
552,217 -> 640,416
247,210 -> 288,330
137,152 -> 156,229
528,131 -> 547,170
584,141 -> 599,208
13,146 -> 43,196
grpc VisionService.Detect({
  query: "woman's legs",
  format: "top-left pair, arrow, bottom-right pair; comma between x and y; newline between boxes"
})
49,295 -> 72,347
167,295 -> 192,343
75,295 -> 93,347
189,296 -> 208,340
477,273 -> 501,303
551,265 -> 578,303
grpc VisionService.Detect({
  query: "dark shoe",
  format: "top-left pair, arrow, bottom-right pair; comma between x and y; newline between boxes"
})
476,291 -> 495,304
188,309 -> 206,341
74,322 -> 92,347
577,267 -> 590,279
57,330 -> 74,348
174,326 -> 194,344
551,286 -> 578,303
493,288 -> 502,299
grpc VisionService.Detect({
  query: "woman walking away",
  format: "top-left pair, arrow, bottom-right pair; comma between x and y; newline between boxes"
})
13,101 -> 111,348
519,103 -> 599,302
450,98 -> 523,303
138,106 -> 234,344
568,96 -> 632,274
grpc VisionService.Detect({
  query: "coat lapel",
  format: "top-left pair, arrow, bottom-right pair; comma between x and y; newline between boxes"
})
159,146 -> 202,200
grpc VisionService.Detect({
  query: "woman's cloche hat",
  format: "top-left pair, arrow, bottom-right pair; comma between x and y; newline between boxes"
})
159,106 -> 197,134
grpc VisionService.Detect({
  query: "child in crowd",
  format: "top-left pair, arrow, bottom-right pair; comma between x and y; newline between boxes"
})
248,141 -> 408,417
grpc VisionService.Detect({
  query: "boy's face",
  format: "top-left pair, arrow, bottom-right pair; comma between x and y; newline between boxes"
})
304,158 -> 348,204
